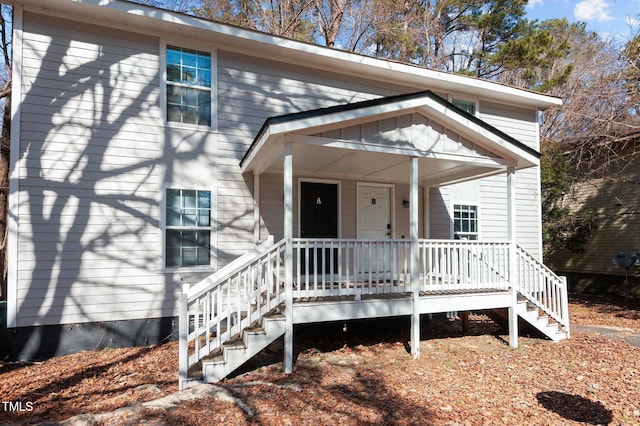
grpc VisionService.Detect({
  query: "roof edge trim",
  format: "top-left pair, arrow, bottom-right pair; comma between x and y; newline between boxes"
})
18,0 -> 562,110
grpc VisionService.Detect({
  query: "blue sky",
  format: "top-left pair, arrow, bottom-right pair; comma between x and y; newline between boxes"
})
525,0 -> 639,43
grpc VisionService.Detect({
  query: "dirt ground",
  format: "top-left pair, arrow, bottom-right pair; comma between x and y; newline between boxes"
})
1,293 -> 639,425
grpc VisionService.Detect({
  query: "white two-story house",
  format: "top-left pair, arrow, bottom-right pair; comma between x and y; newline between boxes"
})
4,0 -> 569,387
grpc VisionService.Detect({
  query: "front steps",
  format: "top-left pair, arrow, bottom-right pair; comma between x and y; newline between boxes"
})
201,311 -> 286,382
484,295 -> 569,342
514,296 -> 569,342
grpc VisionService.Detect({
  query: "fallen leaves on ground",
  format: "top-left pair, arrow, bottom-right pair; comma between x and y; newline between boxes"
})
1,293 -> 639,425
0,344 -> 177,424
568,293 -> 640,330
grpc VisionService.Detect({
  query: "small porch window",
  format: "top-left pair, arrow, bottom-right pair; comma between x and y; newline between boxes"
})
451,98 -> 477,116
166,46 -> 212,127
453,204 -> 479,240
165,189 -> 212,268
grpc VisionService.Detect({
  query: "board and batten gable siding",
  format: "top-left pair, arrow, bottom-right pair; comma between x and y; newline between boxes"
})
313,113 -> 496,159
14,13 -> 174,327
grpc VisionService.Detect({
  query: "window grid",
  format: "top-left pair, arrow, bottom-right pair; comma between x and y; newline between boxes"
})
165,189 -> 212,268
453,204 -> 478,240
166,46 -> 212,127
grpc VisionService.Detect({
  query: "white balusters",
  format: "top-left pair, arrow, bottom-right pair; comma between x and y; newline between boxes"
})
514,245 -> 569,329
291,239 -> 413,298
418,240 -> 511,292
180,239 -> 287,387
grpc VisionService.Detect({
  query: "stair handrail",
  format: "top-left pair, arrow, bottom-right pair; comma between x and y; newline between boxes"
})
513,244 -> 570,334
185,236 -> 276,302
179,236 -> 286,389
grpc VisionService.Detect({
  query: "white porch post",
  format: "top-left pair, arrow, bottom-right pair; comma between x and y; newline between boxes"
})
507,167 -> 517,242
178,292 -> 188,390
284,142 -> 294,372
253,172 -> 260,243
423,186 -> 430,238
507,167 -> 518,348
410,157 -> 420,359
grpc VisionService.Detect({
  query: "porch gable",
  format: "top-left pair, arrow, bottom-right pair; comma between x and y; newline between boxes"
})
240,90 -> 540,186
311,112 -> 498,160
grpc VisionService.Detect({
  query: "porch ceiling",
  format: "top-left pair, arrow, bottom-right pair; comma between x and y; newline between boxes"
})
240,90 -> 540,186
264,142 -> 507,186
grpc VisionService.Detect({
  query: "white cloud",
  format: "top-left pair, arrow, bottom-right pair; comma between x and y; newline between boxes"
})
527,0 -> 544,9
574,0 -> 615,22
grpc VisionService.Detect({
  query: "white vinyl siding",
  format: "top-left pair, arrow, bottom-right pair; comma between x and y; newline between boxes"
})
432,168 -> 542,259
479,100 -> 542,258
15,13 -> 168,326
479,100 -> 539,150
213,50 -> 407,264
216,50 -> 402,145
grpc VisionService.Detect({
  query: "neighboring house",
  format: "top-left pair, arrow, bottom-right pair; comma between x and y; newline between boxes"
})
6,0 -> 569,385
545,131 -> 640,296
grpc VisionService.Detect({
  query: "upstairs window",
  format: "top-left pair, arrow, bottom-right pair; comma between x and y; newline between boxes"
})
165,189 -> 212,268
452,98 -> 477,116
166,46 -> 212,126
453,204 -> 479,240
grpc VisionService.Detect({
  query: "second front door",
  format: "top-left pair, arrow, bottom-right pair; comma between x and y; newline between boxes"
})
357,184 -> 392,272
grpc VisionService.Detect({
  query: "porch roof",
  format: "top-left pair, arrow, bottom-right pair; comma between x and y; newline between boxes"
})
240,90 -> 541,186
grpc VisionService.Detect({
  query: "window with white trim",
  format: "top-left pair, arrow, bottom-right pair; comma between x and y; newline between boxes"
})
451,98 -> 477,116
165,189 -> 212,268
166,46 -> 212,126
453,204 -> 479,240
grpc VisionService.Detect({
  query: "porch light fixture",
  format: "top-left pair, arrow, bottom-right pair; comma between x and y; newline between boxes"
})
402,199 -> 410,208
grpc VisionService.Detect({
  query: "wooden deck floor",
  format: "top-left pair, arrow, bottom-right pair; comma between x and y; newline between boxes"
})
291,286 -> 512,324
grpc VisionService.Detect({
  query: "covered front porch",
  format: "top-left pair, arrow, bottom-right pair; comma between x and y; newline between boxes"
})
178,91 -> 569,388
242,91 -> 539,245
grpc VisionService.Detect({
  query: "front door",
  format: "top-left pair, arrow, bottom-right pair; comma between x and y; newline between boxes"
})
300,181 -> 338,238
357,184 -> 392,271
300,181 -> 339,275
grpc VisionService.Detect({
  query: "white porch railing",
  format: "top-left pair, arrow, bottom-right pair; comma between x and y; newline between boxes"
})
515,244 -> 571,336
179,238 -> 286,388
419,240 -> 511,291
291,239 -> 513,296
292,238 -> 412,298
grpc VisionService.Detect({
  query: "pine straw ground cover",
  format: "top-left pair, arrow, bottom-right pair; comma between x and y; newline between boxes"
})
0,293 -> 639,425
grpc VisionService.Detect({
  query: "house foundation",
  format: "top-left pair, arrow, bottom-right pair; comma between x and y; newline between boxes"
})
8,317 -> 178,361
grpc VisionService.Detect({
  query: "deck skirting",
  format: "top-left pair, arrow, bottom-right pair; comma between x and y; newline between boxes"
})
292,289 -> 512,324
